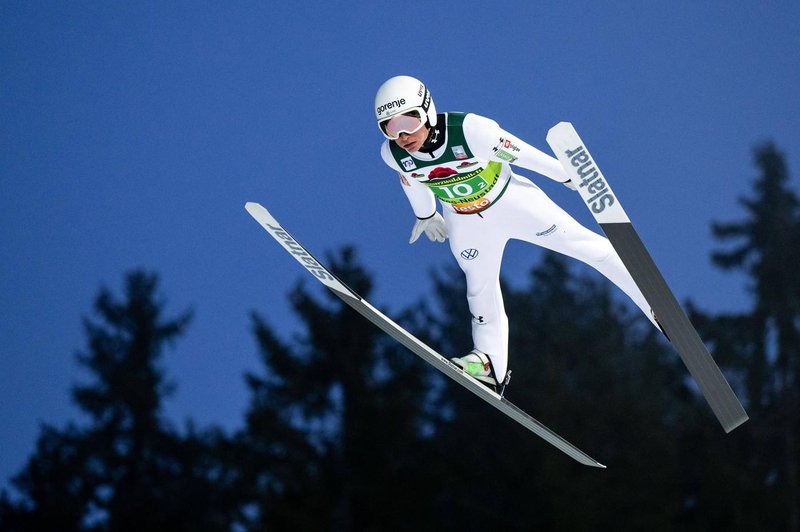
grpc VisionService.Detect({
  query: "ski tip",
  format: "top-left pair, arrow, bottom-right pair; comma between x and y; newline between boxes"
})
244,202 -> 265,216
546,121 -> 574,138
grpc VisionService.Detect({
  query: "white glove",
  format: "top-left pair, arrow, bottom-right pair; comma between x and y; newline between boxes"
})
562,179 -> 577,191
409,212 -> 448,243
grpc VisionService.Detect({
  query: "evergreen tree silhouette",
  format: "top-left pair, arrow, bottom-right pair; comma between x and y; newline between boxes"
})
0,271 -> 239,531
692,142 -> 800,531
238,247 -> 437,531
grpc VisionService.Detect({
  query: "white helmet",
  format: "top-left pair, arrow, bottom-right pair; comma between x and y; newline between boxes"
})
374,75 -> 437,138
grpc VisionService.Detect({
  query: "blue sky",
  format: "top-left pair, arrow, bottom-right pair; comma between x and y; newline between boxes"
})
2,2 -> 799,492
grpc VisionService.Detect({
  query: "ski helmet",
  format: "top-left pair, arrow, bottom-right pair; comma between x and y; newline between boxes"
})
374,75 -> 437,139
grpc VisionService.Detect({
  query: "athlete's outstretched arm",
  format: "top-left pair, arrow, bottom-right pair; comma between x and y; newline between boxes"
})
463,113 -> 573,187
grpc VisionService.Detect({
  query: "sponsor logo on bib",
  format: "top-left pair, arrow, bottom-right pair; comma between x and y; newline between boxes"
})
452,145 -> 468,159
401,157 -> 416,171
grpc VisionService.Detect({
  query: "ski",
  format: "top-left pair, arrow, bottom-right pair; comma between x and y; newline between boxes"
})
546,122 -> 749,433
245,201 -> 606,468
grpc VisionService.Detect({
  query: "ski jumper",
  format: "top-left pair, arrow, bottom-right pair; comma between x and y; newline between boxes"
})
381,112 -> 657,380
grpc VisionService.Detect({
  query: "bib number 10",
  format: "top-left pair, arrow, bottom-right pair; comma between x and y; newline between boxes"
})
432,175 -> 489,200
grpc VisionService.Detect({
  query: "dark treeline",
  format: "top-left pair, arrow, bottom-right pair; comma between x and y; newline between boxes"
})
2,143 -> 798,531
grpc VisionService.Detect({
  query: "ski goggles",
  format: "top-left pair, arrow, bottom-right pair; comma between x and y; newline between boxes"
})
378,109 -> 425,140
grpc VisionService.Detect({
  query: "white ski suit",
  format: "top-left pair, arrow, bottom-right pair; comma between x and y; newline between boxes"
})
380,112 -> 656,380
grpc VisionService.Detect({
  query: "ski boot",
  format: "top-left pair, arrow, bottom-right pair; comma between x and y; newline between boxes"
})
451,349 -> 498,392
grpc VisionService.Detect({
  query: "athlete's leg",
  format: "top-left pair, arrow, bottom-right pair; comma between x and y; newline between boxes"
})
506,176 -> 659,328
445,211 -> 510,380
